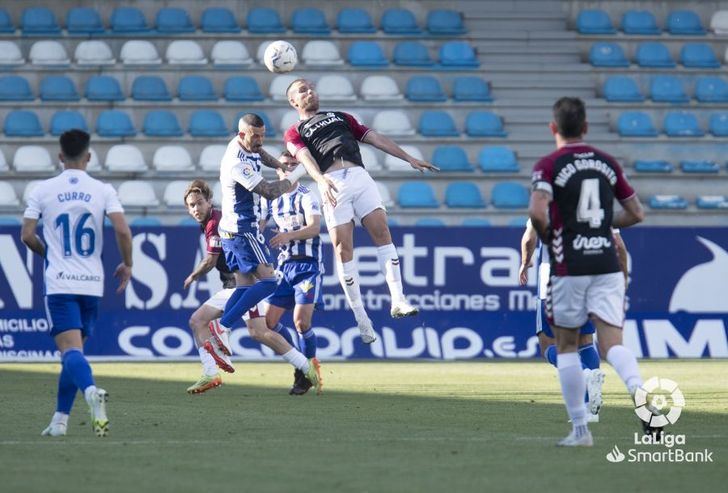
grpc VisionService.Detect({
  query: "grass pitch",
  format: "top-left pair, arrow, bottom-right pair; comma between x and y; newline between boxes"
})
0,361 -> 725,493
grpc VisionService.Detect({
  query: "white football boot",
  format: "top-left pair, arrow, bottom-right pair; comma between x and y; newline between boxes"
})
557,429 -> 593,447
357,318 -> 377,344
390,300 -> 419,319
203,340 -> 235,373
87,388 -> 109,437
41,422 -> 67,437
585,368 -> 605,416
209,320 -> 232,356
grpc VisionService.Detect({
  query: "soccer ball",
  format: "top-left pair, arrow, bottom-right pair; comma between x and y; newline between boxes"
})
263,40 -> 298,73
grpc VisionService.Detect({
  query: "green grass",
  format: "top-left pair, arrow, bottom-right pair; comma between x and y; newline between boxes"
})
0,361 -> 726,493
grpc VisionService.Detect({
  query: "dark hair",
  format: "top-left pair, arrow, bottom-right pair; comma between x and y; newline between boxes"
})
241,113 -> 265,128
552,97 -> 586,138
285,78 -> 309,98
184,179 -> 213,204
59,129 -> 90,160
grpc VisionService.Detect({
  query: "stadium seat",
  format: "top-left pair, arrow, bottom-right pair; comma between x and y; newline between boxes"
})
666,10 -> 705,35
650,76 -> 689,103
373,111 -> 415,136
143,111 -> 183,137
478,146 -> 519,172
292,8 -> 330,34
634,160 -> 674,173
0,182 -> 19,208
21,7 -> 60,35
381,8 -> 420,34
50,110 -> 88,136
439,41 -> 479,68
465,112 -> 507,137
0,76 -> 33,101
23,181 -> 43,203
279,111 -> 300,135
0,41 -> 24,65
406,76 -> 446,102
166,40 -> 207,64
636,42 -> 675,68
426,10 -> 466,35
348,41 -> 388,67
317,75 -> 356,101
696,195 -> 728,209
201,7 -> 240,33
247,8 -> 285,34
156,8 -> 194,33
66,8 -> 104,34
85,76 -> 124,102
255,41 -> 273,64
359,145 -> 381,171
431,146 -> 473,172
376,182 -> 393,207
121,41 -> 161,65
393,41 -> 433,66
199,144 -> 227,171
189,110 -> 228,137
0,150 -> 7,172
664,112 -> 703,137
29,41 -> 69,65
385,145 -> 424,171
621,10 -> 660,34
419,111 -> 458,137
117,181 -> 159,208
224,76 -> 264,101
163,181 -> 191,207
96,110 -> 136,137
710,11 -> 728,34
695,77 -> 728,102
132,76 -> 171,101
360,75 -> 402,100
4,110 -> 43,137
14,146 -> 53,172
0,9 -> 13,33
589,42 -> 629,67
111,7 -> 149,33
301,40 -> 343,65
86,148 -> 101,172
398,183 -> 439,208
269,74 -> 298,101
105,145 -> 146,172
452,77 -> 492,102
603,76 -> 644,102
336,8 -> 375,33
649,195 -> 688,209
681,43 -> 719,69
491,182 -> 529,209
681,160 -> 719,173
153,146 -> 194,172
576,9 -> 615,34
709,113 -> 728,136
74,40 -> 115,65
211,41 -> 252,66
232,111 -> 275,137
445,182 -> 484,208
415,218 -> 445,227
617,111 -> 657,136
178,76 -> 216,101
462,218 -> 491,227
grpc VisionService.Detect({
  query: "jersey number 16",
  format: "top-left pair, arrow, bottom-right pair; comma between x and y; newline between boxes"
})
55,212 -> 96,257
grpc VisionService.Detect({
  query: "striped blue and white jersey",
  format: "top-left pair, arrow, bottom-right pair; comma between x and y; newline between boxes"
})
219,137 -> 264,235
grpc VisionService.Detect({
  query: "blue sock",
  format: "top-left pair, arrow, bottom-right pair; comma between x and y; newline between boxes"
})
220,278 -> 277,327
578,343 -> 601,370
61,348 -> 94,393
544,345 -> 558,367
56,364 -> 77,414
273,322 -> 295,347
301,329 -> 317,359
222,286 -> 248,317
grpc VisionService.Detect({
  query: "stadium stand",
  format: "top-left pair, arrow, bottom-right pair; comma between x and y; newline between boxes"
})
155,7 -> 195,33
0,41 -> 24,65
361,76 -> 402,100
211,41 -> 253,66
74,40 -> 115,65
478,147 -> 519,172
445,182 -> 485,208
111,7 -> 149,33
178,76 -> 217,101
132,76 -> 172,101
398,183 -> 439,208
432,146 -> 473,172
382,9 -> 421,34
337,8 -> 376,33
21,7 -> 60,35
143,110 -> 183,137
85,76 -> 125,102
680,43 -> 720,68
14,146 -> 54,172
4,110 -> 43,137
224,76 -> 264,102
66,7 -> 104,34
621,10 -> 660,35
153,147 -> 194,172
603,76 -> 644,102
427,10 -> 467,35
29,41 -> 69,65
667,10 -> 705,35
302,41 -> 344,66
348,41 -> 388,67
0,9 -> 13,33
105,145 -> 147,172
576,9 -> 615,34
247,8 -> 285,34
292,8 -> 330,34
0,76 -> 33,101
50,111 -> 88,136
406,76 -> 447,102
201,8 -> 240,33
96,110 -> 135,137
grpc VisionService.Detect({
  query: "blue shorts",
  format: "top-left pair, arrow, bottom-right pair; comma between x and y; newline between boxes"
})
222,232 -> 273,274
45,294 -> 100,338
536,300 -> 594,338
267,259 -> 323,310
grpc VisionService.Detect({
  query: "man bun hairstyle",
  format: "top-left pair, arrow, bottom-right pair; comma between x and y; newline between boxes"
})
59,129 -> 90,161
552,97 -> 586,139
183,179 -> 212,204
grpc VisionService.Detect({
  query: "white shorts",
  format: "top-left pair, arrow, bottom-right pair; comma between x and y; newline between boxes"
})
319,166 -> 384,228
203,288 -> 266,321
547,272 -> 625,329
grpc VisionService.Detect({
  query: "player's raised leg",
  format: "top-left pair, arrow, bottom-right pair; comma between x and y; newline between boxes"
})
187,303 -> 226,394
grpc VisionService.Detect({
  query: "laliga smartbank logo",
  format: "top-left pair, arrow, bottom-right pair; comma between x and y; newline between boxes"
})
634,376 -> 684,427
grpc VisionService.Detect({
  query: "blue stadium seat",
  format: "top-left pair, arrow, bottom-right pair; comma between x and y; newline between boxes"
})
232,111 -> 275,137
664,112 -> 703,137
426,10 -> 466,35
405,76 -> 446,102
617,112 -> 657,136
0,76 -> 33,101
491,182 -> 529,209
478,146 -> 519,172
132,76 -> 171,101
453,77 -> 492,102
189,110 -> 228,137
393,41 -> 433,66
66,8 -> 104,34
445,182 -> 484,208
695,77 -> 728,102
439,41 -> 479,68
649,195 -> 688,209
292,8 -> 330,34
247,8 -> 285,33
680,43 -> 719,68
156,8 -> 194,33
111,7 -> 149,33
634,160 -> 673,173
336,8 -> 375,33
415,218 -> 445,227
465,112 -> 506,137
40,76 -> 79,101
589,42 -> 628,67
636,42 -> 675,68
143,110 -> 182,137
398,182 -> 439,208
621,10 -> 660,34
709,113 -> 728,136
201,8 -> 240,33
0,9 -> 13,33
681,160 -> 719,173
650,76 -> 688,103
224,76 -> 264,101
462,218 -> 491,227
576,9 -> 615,34
666,10 -> 705,35
348,41 -> 388,67
21,7 -> 60,35
178,76 -> 216,101
96,110 -> 135,137
381,8 -> 420,34
131,217 -> 162,227
431,146 -> 473,172
696,196 -> 728,209
419,111 -> 458,137
603,76 -> 644,102
50,110 -> 87,136
4,110 -> 43,136
85,76 -> 124,102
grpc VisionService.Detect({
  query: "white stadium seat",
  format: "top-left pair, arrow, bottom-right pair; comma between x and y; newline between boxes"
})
166,40 -> 207,64
256,41 -> 272,64
361,76 -> 403,101
301,40 -> 343,66
0,41 -> 25,65
269,74 -> 300,101
211,41 -> 252,66
87,148 -> 101,172
120,40 -> 161,65
13,146 -> 54,172
23,180 -> 43,204
75,40 -> 115,65
317,75 -> 356,101
377,182 -> 394,207
29,41 -> 70,65
711,11 -> 728,34
279,110 -> 300,134
117,181 -> 159,207
199,144 -> 226,171
105,145 -> 148,172
385,145 -> 423,171
163,181 -> 190,207
152,146 -> 193,172
212,182 -> 222,206
372,111 -> 415,136
0,182 -> 20,207
359,144 -> 382,171
0,149 -> 7,171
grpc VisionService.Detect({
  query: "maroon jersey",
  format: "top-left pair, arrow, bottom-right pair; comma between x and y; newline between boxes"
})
531,143 -> 636,277
203,208 -> 235,289
284,111 -> 371,173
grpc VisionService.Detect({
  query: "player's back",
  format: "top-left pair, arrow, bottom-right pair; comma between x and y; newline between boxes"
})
219,137 -> 264,235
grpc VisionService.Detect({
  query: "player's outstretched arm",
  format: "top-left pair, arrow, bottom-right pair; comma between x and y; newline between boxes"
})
184,253 -> 218,290
258,147 -> 287,171
20,218 -> 45,258
613,195 -> 645,229
519,220 -> 537,286
528,190 -> 551,243
294,148 -> 339,207
362,131 -> 439,173
108,212 -> 133,293
252,179 -> 295,200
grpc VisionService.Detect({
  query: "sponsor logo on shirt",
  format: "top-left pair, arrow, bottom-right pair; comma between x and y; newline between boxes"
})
56,271 -> 102,282
572,234 -> 612,253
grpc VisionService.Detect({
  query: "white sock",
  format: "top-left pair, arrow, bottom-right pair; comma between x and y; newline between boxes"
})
83,385 -> 98,403
282,348 -> 310,372
198,347 -> 219,377
52,412 -> 69,426
337,260 -> 369,322
557,352 -> 588,435
376,244 -> 406,305
606,345 -> 643,394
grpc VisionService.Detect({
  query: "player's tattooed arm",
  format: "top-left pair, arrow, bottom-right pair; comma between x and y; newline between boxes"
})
528,190 -> 551,243
252,179 -> 293,200
258,147 -> 287,171
519,221 -> 537,286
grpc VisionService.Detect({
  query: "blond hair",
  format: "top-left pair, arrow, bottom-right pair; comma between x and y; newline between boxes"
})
183,179 -> 212,204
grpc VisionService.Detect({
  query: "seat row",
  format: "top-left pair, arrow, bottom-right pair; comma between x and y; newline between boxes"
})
602,75 -> 728,103
633,160 -> 728,174
577,9 -> 707,35
590,42 -> 722,68
649,195 -> 728,210
0,7 -> 465,36
618,111 -> 728,137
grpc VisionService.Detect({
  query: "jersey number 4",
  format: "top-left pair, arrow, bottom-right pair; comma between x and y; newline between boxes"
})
55,212 -> 96,257
576,178 -> 605,228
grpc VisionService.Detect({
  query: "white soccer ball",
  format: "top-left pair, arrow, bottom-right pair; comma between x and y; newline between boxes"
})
263,40 -> 298,73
